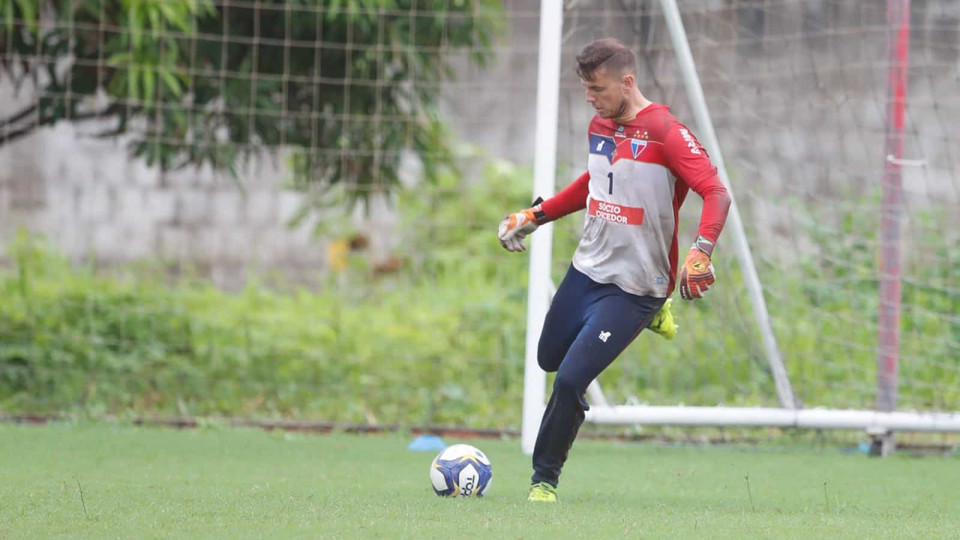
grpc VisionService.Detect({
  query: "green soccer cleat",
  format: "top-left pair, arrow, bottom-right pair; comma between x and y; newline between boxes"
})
648,298 -> 678,340
527,482 -> 558,502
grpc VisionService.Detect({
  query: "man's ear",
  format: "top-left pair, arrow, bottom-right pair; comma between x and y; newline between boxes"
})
621,73 -> 635,93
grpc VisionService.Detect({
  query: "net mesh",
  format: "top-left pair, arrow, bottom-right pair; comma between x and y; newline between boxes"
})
0,1 -> 958,428
555,0 -> 960,412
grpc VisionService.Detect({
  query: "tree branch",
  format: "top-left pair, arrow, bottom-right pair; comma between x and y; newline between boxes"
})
90,125 -> 126,139
71,103 -> 122,122
0,104 -> 39,129
0,103 -> 123,146
0,119 -> 40,146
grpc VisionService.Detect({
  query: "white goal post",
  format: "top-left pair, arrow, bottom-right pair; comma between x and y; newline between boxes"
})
521,0 -> 960,456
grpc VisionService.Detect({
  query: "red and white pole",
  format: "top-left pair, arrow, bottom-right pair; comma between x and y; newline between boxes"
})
874,0 -> 911,456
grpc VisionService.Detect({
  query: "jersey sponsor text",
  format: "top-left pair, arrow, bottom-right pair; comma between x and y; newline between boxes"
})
588,198 -> 644,226
678,128 -> 702,154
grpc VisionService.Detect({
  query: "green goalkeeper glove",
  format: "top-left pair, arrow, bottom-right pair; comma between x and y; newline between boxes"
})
647,298 -> 678,340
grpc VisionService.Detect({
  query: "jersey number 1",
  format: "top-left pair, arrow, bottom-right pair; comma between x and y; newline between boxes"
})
607,172 -> 613,195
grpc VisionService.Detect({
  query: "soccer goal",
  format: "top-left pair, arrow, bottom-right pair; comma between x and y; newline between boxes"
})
522,0 -> 960,456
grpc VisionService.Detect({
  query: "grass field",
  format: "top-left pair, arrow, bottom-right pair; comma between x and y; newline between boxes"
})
1,422 -> 959,539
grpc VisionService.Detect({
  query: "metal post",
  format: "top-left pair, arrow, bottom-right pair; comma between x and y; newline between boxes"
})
659,0 -> 797,409
872,0 -> 911,458
521,0 -> 562,455
585,405 -> 960,432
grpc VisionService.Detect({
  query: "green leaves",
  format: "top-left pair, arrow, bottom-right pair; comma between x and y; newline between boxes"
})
0,0 -> 36,33
1,165 -> 959,423
104,0 -> 203,107
121,0 -> 204,38
0,0 -> 504,218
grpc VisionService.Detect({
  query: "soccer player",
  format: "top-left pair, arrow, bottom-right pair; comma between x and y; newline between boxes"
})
497,39 -> 731,502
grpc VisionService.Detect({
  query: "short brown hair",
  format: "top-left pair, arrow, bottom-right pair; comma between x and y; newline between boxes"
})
576,39 -> 636,80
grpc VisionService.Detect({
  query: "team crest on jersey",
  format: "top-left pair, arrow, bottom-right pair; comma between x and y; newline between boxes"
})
630,138 -> 648,158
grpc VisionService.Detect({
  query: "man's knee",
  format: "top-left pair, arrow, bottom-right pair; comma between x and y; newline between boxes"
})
552,370 -> 590,412
553,370 -> 585,394
537,353 -> 562,373
537,341 -> 564,373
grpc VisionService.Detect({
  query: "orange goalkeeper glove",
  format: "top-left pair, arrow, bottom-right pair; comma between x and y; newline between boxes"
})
679,235 -> 716,300
498,198 -> 546,253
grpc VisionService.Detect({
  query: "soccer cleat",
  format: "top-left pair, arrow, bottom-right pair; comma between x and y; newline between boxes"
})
648,298 -> 678,340
527,482 -> 558,502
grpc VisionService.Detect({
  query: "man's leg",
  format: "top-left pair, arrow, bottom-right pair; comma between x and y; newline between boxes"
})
531,289 -> 664,489
536,265 -> 592,373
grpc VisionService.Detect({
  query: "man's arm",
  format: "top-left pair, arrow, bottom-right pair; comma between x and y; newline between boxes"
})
663,126 -> 731,244
663,124 -> 732,299
539,171 -> 590,223
497,172 -> 590,252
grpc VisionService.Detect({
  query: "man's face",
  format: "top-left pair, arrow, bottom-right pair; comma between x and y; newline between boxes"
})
581,66 -> 629,119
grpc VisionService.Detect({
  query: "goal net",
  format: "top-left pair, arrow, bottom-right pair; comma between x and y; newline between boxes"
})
1,0 -> 957,444
534,0 -> 960,434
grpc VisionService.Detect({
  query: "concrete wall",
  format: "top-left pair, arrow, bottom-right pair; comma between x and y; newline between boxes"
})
443,0 -> 959,199
0,118 -> 329,288
1,0 -> 957,285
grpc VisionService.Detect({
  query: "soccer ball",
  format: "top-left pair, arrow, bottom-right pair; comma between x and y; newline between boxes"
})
429,444 -> 493,497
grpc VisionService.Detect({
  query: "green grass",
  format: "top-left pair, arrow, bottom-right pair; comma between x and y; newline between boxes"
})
1,423 -> 959,538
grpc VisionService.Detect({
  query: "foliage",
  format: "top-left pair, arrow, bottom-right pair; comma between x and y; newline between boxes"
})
0,164 -> 958,424
0,0 -> 503,209
0,162 -> 533,426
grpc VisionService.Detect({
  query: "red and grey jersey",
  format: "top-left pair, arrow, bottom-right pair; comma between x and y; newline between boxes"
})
541,103 -> 730,297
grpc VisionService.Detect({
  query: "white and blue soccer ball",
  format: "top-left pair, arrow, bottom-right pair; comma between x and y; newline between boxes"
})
429,444 -> 493,497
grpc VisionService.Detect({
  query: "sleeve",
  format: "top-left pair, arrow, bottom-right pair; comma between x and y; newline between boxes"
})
538,171 -> 590,223
662,124 -> 731,245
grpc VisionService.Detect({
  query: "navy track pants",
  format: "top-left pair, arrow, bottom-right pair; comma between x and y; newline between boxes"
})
531,264 -> 665,488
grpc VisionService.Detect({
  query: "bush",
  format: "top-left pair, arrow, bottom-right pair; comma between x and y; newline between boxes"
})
1,166 -> 957,426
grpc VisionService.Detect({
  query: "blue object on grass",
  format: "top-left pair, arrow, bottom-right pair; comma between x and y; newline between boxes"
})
408,434 -> 446,451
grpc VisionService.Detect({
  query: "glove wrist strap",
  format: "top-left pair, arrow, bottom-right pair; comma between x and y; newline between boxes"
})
531,196 -> 547,224
692,235 -> 715,257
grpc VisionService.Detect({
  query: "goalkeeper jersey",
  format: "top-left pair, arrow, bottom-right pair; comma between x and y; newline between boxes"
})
552,103 -> 729,298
